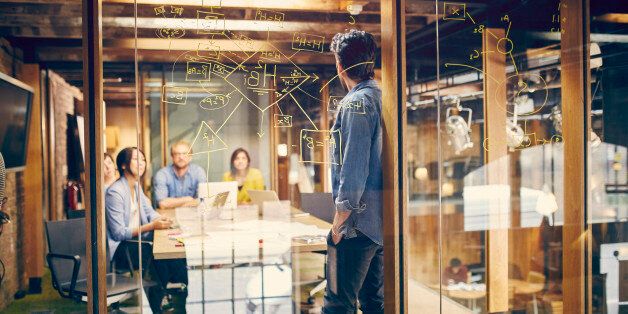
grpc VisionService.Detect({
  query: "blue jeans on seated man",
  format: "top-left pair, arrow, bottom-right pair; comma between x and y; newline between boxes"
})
322,230 -> 384,314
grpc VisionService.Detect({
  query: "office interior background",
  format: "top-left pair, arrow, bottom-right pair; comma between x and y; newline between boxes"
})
0,0 -> 625,313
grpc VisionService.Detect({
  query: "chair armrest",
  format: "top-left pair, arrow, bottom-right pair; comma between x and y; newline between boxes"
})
46,253 -> 81,299
120,240 -> 154,277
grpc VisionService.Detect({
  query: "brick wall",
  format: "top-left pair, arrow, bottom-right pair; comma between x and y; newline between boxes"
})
0,38 -> 22,77
0,173 -> 25,310
48,71 -> 78,220
0,38 -> 83,311
0,38 -> 25,311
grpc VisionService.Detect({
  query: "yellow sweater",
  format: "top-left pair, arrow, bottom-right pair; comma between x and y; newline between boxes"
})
222,168 -> 264,204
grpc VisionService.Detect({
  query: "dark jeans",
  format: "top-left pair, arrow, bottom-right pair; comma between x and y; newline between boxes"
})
113,241 -> 188,313
322,231 -> 384,314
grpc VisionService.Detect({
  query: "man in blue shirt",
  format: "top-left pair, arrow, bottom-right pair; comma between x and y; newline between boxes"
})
324,30 -> 384,314
153,140 -> 207,209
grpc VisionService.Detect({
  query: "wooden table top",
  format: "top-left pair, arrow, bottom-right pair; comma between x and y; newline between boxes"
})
428,279 -> 544,300
153,206 -> 331,260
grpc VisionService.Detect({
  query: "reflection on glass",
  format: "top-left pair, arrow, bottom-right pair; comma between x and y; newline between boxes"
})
109,1 -> 385,313
406,0 -> 626,313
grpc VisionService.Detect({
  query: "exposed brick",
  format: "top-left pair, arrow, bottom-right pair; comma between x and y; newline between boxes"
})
0,38 -> 25,311
0,172 -> 25,310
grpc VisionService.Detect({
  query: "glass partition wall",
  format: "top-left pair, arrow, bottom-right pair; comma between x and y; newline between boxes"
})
117,2 -> 386,313
406,0 -> 626,313
85,0 -> 624,312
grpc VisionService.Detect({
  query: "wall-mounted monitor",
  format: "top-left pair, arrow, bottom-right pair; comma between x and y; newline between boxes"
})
0,72 -> 34,171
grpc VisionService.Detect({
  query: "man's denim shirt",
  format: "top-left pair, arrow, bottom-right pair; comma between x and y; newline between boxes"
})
331,79 -> 383,245
153,163 -> 207,205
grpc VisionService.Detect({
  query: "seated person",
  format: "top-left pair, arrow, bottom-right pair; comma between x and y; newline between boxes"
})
153,140 -> 207,209
103,152 -> 117,189
442,257 -> 469,284
106,147 -> 187,312
222,148 -> 264,204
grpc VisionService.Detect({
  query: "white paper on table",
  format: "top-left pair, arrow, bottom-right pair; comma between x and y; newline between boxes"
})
182,231 -> 291,267
223,220 -> 328,238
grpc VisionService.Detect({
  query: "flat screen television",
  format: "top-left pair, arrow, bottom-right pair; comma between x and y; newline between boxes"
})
0,71 -> 34,171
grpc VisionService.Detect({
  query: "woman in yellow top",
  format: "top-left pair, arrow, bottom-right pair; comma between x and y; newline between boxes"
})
222,148 -> 264,204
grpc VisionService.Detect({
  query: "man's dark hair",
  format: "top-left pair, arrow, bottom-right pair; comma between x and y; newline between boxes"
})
450,258 -> 462,267
330,29 -> 376,81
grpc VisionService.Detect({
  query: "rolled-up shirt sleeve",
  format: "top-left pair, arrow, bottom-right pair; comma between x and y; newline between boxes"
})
335,98 -> 373,214
105,188 -> 132,242
153,170 -> 169,203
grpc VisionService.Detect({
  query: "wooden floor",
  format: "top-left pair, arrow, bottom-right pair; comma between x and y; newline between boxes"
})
408,279 -> 474,314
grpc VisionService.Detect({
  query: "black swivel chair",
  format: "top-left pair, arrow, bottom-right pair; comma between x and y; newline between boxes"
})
45,218 -> 141,306
300,192 -> 335,224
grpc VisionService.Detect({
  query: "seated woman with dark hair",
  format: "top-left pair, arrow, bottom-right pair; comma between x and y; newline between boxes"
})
106,147 -> 186,312
222,148 -> 264,204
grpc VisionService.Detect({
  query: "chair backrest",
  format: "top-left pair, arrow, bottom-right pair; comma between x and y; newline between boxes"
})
45,218 -> 88,285
300,192 -> 334,224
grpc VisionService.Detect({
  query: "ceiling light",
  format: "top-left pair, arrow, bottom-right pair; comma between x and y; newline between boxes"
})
347,3 -> 363,15
442,182 -> 455,197
550,106 -> 562,134
414,167 -> 428,181
445,97 -> 474,155
506,119 -> 525,151
277,144 -> 288,157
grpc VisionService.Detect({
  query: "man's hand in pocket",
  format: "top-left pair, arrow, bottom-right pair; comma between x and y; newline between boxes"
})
331,210 -> 351,245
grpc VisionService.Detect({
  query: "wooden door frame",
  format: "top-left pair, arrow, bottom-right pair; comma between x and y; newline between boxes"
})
82,0 -> 107,312
381,0 -> 407,312
561,0 -> 591,312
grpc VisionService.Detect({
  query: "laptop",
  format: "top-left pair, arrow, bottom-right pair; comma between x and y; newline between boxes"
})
248,190 -> 291,219
197,181 -> 238,210
248,189 -> 280,210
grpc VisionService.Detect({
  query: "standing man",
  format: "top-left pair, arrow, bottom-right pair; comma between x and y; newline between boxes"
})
153,140 -> 207,209
324,30 -> 383,313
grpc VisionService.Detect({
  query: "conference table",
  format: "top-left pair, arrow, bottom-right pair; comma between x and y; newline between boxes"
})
152,205 -> 331,311
153,205 -> 331,261
430,280 -> 544,313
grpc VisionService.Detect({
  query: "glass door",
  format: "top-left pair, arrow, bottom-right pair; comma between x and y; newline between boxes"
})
106,1 -> 385,313
405,0 -> 624,312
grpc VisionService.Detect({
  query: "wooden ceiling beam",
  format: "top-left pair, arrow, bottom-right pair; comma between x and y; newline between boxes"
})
35,46 -> 336,63
0,1 -> 436,16
5,27 -> 384,45
0,0 -> 365,12
0,15 -> 387,33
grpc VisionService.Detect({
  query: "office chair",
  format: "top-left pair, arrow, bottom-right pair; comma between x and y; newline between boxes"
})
300,192 -> 335,224
45,218 -> 140,308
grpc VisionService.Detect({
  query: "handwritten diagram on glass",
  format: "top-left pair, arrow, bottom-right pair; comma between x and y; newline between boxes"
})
300,129 -> 341,165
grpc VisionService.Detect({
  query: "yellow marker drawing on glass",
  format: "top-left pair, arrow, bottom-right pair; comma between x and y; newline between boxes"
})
273,114 -> 293,128
300,129 -> 342,165
292,33 -> 325,53
188,121 -> 228,156
443,2 -> 466,21
161,85 -> 188,106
